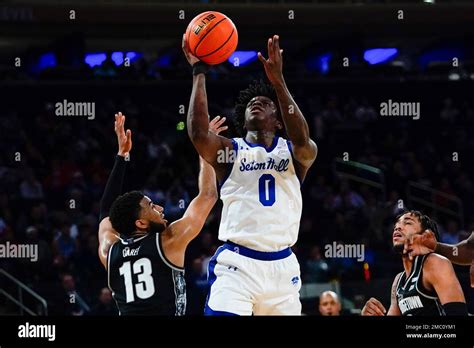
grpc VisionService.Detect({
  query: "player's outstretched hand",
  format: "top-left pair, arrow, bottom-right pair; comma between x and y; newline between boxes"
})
258,34 -> 284,86
403,230 -> 437,261
361,297 -> 386,316
182,34 -> 200,66
209,115 -> 228,135
114,112 -> 132,157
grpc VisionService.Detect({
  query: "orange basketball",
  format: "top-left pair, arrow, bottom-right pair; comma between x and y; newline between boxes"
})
185,11 -> 238,65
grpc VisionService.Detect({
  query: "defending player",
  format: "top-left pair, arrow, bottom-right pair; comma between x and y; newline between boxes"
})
98,112 -> 225,315
361,211 -> 467,316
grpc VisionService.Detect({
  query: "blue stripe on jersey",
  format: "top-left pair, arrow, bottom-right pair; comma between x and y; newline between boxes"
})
243,135 -> 279,153
204,245 -> 227,315
218,139 -> 239,191
224,241 -> 292,261
204,305 -> 239,316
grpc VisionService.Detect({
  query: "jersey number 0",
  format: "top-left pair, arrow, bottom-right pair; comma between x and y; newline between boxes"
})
259,174 -> 276,206
119,258 -> 155,303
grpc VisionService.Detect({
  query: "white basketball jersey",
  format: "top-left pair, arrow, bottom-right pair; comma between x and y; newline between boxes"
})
218,137 -> 302,252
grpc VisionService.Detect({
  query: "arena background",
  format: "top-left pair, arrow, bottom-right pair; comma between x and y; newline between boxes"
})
0,0 -> 473,317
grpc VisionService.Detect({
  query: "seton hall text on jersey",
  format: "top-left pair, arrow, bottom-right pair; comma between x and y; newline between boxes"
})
239,158 -> 289,172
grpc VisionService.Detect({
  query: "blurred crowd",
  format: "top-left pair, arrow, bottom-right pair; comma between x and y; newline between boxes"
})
1,46 -> 450,84
0,84 -> 473,315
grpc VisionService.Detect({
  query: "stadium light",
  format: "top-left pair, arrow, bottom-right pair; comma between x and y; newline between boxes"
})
37,52 -> 57,70
85,53 -> 107,67
111,52 -> 124,66
157,53 -> 172,68
305,53 -> 332,74
448,72 -> 460,81
126,52 -> 140,61
363,48 -> 398,65
228,51 -> 258,66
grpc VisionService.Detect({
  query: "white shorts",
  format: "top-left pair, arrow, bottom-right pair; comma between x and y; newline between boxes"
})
204,242 -> 302,315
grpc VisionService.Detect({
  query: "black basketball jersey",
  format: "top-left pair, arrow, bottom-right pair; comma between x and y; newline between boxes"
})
107,232 -> 186,315
396,254 -> 444,316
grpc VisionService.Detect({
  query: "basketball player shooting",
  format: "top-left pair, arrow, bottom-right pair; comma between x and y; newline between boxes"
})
182,34 -> 318,315
97,112 -> 225,315
361,211 -> 467,316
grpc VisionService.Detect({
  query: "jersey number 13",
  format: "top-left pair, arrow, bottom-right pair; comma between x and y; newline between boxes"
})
119,258 -> 155,303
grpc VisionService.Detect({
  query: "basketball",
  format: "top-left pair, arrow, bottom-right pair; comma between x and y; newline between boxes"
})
185,11 -> 238,65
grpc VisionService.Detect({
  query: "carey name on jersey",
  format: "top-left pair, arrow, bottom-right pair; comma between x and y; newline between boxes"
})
239,157 -> 289,173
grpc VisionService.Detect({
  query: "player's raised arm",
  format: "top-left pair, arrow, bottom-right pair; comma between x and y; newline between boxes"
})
405,230 -> 473,265
98,112 -> 131,268
182,34 -> 233,178
258,35 -> 317,172
437,232 -> 474,265
168,116 -> 225,246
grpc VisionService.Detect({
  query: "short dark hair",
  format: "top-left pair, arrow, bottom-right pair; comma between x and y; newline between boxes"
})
109,191 -> 144,237
395,210 -> 440,240
233,80 -> 281,137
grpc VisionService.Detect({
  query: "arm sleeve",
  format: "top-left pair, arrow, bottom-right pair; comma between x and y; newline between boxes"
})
442,302 -> 468,315
99,155 -> 127,220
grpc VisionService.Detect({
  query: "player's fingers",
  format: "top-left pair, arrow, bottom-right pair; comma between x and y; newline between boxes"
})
257,52 -> 267,65
182,34 -> 186,51
404,235 -> 413,251
426,229 -> 435,238
119,117 -> 125,133
367,303 -> 384,316
215,116 -> 226,127
370,298 -> 386,315
126,129 -> 131,141
268,37 -> 274,59
115,113 -> 122,129
210,116 -> 222,127
364,307 -> 376,316
215,126 -> 228,134
273,35 -> 280,55
371,308 -> 384,316
403,239 -> 409,254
